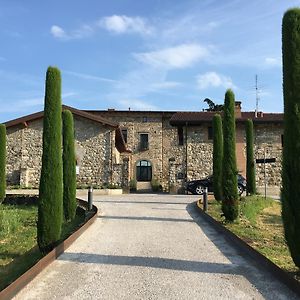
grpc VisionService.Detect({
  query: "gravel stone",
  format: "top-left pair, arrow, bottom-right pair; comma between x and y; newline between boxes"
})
14,194 -> 299,300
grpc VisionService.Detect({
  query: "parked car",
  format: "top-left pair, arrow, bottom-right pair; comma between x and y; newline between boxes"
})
186,174 -> 246,195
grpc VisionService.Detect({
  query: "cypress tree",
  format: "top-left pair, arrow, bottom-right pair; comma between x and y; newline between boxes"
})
282,8 -> 300,267
246,119 -> 256,195
62,110 -> 77,221
213,114 -> 223,201
0,124 -> 6,203
38,67 -> 63,253
222,89 -> 239,221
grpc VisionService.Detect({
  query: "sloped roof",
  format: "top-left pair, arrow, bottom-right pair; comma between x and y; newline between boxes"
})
170,111 -> 283,125
4,105 -> 118,128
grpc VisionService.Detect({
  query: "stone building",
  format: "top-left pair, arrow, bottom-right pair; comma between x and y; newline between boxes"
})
5,105 -> 130,189
4,102 -> 283,193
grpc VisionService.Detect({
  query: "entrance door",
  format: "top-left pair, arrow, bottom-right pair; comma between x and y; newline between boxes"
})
136,160 -> 152,181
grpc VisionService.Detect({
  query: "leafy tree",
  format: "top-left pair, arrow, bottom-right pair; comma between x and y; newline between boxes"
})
204,98 -> 224,111
62,110 -> 77,221
0,124 -> 6,203
282,8 -> 300,267
38,67 -> 63,253
246,119 -> 256,195
222,89 -> 239,221
213,114 -> 223,201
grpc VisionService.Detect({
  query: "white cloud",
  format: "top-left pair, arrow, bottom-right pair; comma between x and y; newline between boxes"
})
100,15 -> 153,35
118,99 -> 158,110
135,43 -> 211,69
51,25 -> 67,39
63,70 -> 117,83
151,81 -> 181,89
197,72 -> 236,90
50,24 -> 94,40
265,57 -> 281,67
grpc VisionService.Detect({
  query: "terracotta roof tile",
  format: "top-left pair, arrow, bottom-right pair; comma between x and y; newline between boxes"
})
170,111 -> 283,125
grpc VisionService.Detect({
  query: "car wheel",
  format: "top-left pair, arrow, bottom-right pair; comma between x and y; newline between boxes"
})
238,184 -> 244,195
195,184 -> 205,195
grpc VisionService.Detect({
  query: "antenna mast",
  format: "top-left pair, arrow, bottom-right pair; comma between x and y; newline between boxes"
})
255,74 -> 259,118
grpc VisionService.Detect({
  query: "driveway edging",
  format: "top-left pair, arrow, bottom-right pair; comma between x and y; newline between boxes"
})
194,201 -> 300,296
0,198 -> 98,300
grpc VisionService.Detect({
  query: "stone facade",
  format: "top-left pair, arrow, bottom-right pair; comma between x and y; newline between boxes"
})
6,115 -> 121,188
92,109 -> 283,193
5,106 -> 284,193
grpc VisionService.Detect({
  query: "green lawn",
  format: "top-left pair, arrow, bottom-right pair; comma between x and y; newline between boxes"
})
0,202 -> 85,290
205,196 -> 299,276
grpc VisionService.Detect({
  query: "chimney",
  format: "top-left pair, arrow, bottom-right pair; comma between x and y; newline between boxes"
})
235,101 -> 242,118
108,108 -> 115,111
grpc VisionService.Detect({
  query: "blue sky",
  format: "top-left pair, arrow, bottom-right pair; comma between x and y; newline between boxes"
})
0,0 -> 299,123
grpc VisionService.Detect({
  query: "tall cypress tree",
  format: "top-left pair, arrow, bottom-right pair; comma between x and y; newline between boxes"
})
0,124 -> 6,203
222,89 -> 239,221
246,119 -> 256,195
62,110 -> 77,222
213,114 -> 223,201
38,67 -> 63,253
282,8 -> 300,267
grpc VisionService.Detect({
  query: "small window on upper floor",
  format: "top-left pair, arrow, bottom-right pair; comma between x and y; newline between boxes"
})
178,127 -> 184,145
121,129 -> 128,144
142,116 -> 148,123
140,133 -> 149,150
208,126 -> 213,140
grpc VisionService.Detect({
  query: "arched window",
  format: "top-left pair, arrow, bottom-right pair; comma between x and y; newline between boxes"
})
136,160 -> 152,182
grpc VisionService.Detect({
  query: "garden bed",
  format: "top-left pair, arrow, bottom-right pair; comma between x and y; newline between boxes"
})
201,196 -> 299,279
0,195 -> 91,292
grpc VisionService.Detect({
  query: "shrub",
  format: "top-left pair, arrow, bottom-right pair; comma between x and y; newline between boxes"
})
151,179 -> 162,192
129,179 -> 137,191
282,8 -> 300,267
213,114 -> 223,201
246,119 -> 256,195
222,89 -> 239,221
38,66 -> 63,253
62,110 -> 77,222
0,124 -> 6,203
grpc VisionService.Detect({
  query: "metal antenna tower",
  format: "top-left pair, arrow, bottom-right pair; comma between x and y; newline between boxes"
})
255,74 -> 260,118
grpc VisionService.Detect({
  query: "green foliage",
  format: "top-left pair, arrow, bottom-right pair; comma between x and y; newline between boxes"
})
0,124 -> 6,203
222,89 -> 239,221
38,66 -> 63,253
129,179 -> 137,190
151,178 -> 162,192
282,8 -> 300,267
0,204 -> 21,237
246,119 -> 256,195
213,114 -> 223,201
239,195 -> 273,225
62,110 -> 77,222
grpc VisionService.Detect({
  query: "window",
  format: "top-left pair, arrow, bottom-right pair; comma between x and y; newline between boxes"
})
142,116 -> 148,123
178,127 -> 184,145
208,126 -> 213,140
121,129 -> 128,143
140,133 -> 149,150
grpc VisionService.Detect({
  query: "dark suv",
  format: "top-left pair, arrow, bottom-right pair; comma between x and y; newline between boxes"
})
186,174 -> 246,195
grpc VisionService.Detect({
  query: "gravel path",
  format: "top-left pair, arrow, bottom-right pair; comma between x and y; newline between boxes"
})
14,194 -> 299,300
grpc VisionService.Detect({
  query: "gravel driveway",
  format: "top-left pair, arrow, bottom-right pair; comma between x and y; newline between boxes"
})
14,194 -> 299,299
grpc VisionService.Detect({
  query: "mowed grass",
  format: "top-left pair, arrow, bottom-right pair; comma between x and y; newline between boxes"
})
206,196 -> 299,276
0,202 -> 85,290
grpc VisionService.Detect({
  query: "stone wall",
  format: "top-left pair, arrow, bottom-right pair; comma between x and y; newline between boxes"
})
6,115 -> 121,188
7,109 -> 283,193
254,123 -> 282,187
